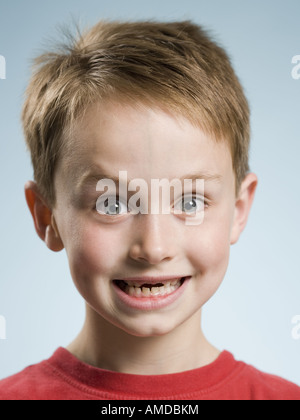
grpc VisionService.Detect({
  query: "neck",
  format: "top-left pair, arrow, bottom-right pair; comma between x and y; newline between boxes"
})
67,305 -> 219,375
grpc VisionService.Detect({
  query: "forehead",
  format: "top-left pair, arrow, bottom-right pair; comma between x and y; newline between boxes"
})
59,101 -> 233,189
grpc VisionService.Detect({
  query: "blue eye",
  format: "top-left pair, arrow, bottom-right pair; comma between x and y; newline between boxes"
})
95,195 -> 206,216
175,196 -> 205,215
96,196 -> 128,216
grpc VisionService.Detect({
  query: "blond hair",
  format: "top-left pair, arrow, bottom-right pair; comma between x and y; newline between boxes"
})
22,20 -> 250,207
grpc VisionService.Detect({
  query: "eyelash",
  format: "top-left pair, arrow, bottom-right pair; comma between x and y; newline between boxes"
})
93,194 -> 210,216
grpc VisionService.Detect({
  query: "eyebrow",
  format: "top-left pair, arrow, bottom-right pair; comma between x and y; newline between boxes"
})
76,166 -> 222,191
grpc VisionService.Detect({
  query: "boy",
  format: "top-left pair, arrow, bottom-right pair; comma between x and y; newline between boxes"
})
0,19 -> 299,400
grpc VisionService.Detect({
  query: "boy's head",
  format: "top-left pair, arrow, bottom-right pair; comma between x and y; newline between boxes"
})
23,20 -> 257,338
23,20 -> 250,208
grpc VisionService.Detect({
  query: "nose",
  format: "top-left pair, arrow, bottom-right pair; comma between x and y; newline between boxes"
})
128,214 -> 177,265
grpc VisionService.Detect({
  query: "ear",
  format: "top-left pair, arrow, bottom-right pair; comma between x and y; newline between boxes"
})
24,181 -> 64,252
230,173 -> 258,245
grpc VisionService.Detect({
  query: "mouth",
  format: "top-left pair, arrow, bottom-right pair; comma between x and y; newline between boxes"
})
113,277 -> 188,298
112,276 -> 191,311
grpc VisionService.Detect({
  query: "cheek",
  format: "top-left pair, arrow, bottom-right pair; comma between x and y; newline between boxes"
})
64,219 -> 123,283
185,214 -> 231,275
183,220 -> 231,309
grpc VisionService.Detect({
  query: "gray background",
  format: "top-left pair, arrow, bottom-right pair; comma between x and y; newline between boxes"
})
0,0 -> 300,384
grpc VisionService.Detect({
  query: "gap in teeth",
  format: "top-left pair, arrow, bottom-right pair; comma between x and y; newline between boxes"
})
119,278 -> 184,298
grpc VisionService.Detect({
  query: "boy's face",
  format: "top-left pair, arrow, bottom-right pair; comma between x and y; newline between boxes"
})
41,101 -> 256,337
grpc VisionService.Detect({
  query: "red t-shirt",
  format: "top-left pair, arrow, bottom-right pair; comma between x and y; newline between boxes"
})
0,348 -> 299,400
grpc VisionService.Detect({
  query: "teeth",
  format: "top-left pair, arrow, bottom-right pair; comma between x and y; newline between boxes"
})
129,286 -> 135,296
142,287 -> 151,297
151,287 -> 160,295
125,279 -> 180,288
124,278 -> 182,298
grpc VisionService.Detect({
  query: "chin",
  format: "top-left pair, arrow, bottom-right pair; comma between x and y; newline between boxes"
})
116,316 -> 178,338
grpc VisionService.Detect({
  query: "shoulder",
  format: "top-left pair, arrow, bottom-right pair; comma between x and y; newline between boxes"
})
234,359 -> 300,400
0,365 -> 46,400
0,349 -> 66,400
0,360 -> 61,400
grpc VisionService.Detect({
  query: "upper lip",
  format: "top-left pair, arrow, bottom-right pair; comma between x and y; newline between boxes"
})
113,275 -> 190,285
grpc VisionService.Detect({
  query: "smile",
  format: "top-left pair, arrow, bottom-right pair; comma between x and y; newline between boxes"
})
112,276 -> 191,311
114,278 -> 185,298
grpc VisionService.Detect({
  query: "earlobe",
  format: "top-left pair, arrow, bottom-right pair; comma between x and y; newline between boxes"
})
230,173 -> 258,245
24,181 -> 64,252
44,223 -> 64,252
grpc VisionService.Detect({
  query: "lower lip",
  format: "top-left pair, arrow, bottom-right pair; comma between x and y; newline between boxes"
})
112,277 -> 191,311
